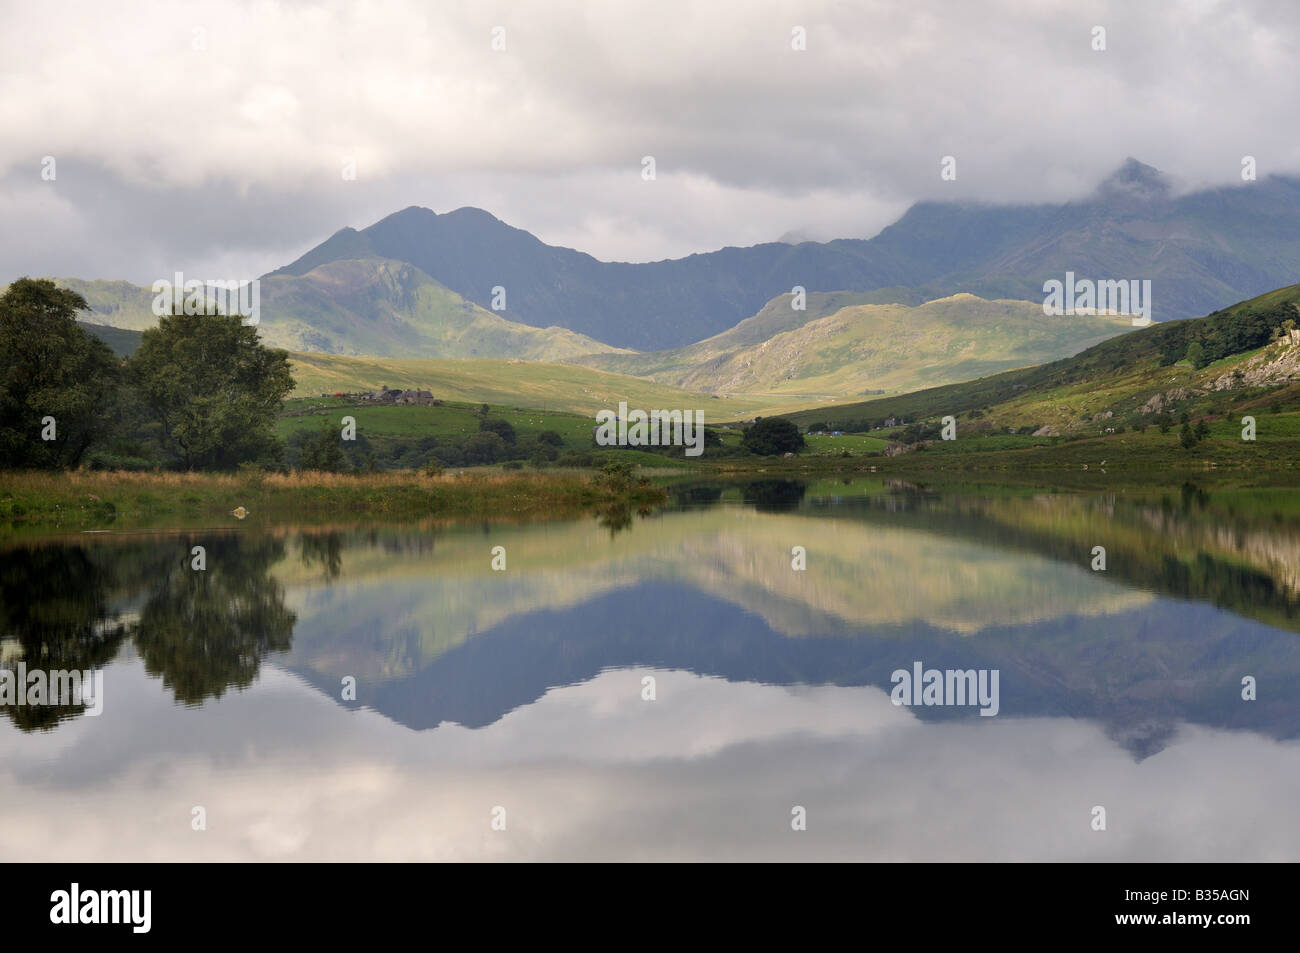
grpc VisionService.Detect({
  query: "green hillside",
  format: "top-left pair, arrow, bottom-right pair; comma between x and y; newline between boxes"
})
288,352 -> 810,418
78,321 -> 141,356
770,283 -> 1300,470
23,265 -> 627,362
580,294 -> 1134,399
254,258 -> 626,359
52,279 -> 157,330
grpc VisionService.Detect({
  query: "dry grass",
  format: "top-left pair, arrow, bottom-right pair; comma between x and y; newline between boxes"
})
0,468 -> 667,538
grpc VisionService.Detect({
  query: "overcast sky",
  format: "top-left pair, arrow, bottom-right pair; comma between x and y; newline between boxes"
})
2,0 -> 1298,283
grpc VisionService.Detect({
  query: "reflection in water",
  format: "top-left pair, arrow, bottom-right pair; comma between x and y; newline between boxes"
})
741,478 -> 807,511
134,536 -> 296,706
1,535 -> 295,725
593,501 -> 640,536
299,532 -> 343,581
0,546 -> 129,730
3,480 -> 1300,859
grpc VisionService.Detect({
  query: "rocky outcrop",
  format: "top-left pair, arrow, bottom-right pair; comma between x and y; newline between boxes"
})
1140,387 -> 1189,414
1210,340 -> 1300,391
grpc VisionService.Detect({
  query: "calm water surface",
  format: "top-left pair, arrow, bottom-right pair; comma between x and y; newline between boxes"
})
3,478 -> 1299,860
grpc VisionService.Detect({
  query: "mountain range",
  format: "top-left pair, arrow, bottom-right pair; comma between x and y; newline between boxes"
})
18,158 -> 1300,402
272,158 -> 1300,350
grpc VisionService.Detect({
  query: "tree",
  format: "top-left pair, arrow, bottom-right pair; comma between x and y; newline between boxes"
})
0,278 -> 121,469
298,424 -> 345,472
537,429 -> 564,447
479,417 -> 516,445
741,417 -> 806,456
1179,423 -> 1199,449
1184,340 -> 1205,368
463,431 -> 506,464
129,312 -> 294,469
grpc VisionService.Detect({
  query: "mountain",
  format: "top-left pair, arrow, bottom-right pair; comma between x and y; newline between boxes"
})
782,282 -> 1300,435
273,160 -> 1300,349
79,321 -> 141,356
253,258 -> 624,360
272,206 -> 919,350
578,294 -> 1135,398
36,262 -> 627,362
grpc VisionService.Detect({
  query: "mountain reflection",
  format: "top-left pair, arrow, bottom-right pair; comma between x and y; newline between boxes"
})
2,479 -> 1299,763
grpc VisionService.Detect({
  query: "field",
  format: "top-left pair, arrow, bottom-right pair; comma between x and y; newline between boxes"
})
288,352 -> 811,418
275,396 -> 699,469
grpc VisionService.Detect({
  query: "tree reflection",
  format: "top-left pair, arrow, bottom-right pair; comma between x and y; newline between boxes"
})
133,536 -> 296,705
1,533 -> 299,728
0,545 -> 130,730
299,531 -> 343,581
742,479 -> 807,512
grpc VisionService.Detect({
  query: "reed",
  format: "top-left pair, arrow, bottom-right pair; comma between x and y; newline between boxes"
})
0,468 -> 667,537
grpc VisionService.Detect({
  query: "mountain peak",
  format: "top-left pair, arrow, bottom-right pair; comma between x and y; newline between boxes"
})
1094,158 -> 1171,202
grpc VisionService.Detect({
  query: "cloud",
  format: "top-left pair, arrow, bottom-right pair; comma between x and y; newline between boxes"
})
2,0 -> 1298,277
3,665 -> 1298,860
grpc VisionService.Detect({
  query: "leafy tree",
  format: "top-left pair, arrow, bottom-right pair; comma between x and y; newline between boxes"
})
1183,340 -> 1205,368
1194,419 -> 1211,439
537,429 -> 564,447
479,417 -> 516,445
298,424 -> 345,471
129,312 -> 294,469
741,417 -> 806,456
596,459 -> 635,491
463,431 -> 506,464
1179,423 -> 1199,449
0,278 -> 122,469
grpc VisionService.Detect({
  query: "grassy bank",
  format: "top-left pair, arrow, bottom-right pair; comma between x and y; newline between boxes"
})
0,469 -> 668,537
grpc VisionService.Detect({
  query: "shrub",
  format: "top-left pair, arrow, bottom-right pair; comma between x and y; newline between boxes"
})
741,417 -> 806,455
479,418 -> 517,445
463,432 -> 507,464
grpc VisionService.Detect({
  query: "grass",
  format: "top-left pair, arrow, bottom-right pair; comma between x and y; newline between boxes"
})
288,353 -> 811,418
278,397 -> 599,444
580,294 -> 1133,399
0,469 -> 668,538
801,433 -> 891,454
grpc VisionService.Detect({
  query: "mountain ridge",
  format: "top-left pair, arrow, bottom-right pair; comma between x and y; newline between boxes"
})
269,160 -> 1300,349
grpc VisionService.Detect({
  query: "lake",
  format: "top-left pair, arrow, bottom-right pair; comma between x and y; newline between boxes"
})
3,477 -> 1299,861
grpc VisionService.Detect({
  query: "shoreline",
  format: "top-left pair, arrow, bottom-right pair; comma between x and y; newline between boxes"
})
0,469 -> 667,539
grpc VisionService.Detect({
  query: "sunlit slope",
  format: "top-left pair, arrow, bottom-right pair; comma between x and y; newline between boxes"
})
783,283 -> 1300,432
29,265 -> 627,362
579,294 -> 1133,398
286,353 -> 810,417
255,258 -> 627,359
